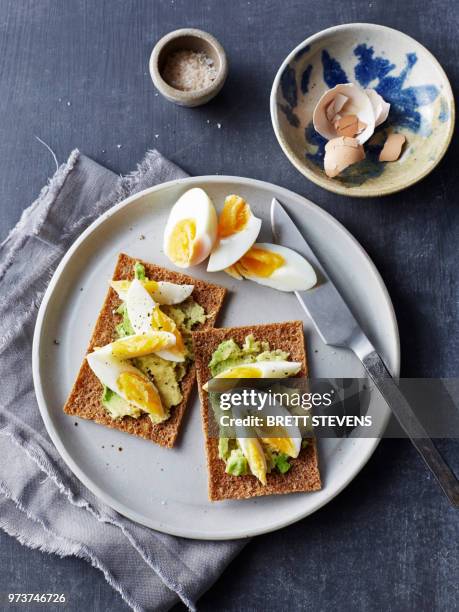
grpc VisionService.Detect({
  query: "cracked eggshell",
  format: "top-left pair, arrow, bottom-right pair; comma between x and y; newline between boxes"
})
326,93 -> 348,121
335,114 -> 367,137
313,83 -> 376,144
379,133 -> 406,162
324,137 -> 365,178
365,89 -> 391,127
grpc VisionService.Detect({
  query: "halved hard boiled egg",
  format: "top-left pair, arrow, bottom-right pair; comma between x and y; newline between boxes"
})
87,346 -> 167,422
110,278 -> 194,305
126,279 -> 186,362
225,243 -> 317,292
207,195 -> 262,272
203,360 -> 302,391
163,188 -> 217,268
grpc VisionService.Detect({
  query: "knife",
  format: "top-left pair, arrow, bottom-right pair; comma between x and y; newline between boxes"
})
271,197 -> 459,507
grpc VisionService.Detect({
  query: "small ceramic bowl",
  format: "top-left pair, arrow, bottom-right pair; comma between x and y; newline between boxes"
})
150,28 -> 228,107
270,24 -> 455,197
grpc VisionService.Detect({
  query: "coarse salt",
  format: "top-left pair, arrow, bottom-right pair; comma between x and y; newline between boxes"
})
162,50 -> 217,92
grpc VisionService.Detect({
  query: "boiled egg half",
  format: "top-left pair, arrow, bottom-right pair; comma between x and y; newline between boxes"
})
225,243 -> 317,292
163,188 -> 217,268
207,195 -> 262,272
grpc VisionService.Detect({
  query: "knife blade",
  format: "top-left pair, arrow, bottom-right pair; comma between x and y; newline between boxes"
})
270,197 -> 374,355
271,197 -> 459,507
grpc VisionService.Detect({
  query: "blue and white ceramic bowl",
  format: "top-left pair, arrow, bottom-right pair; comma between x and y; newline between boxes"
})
270,24 -> 454,197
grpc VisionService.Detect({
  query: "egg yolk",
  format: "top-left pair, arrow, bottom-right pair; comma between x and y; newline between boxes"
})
111,334 -> 171,359
150,306 -> 185,357
111,279 -> 159,296
243,439 -> 267,485
217,365 -> 262,378
238,246 -> 285,278
218,195 -> 250,238
262,437 -> 297,458
117,371 -> 164,417
224,264 -> 243,279
167,219 -> 196,265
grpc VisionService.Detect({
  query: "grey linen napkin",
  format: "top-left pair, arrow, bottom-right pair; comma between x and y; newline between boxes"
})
0,150 -> 245,612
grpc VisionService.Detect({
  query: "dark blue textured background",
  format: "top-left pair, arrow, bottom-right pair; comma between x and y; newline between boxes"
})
0,1 -> 458,610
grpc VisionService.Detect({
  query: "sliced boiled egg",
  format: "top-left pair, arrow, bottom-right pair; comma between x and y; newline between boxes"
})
207,195 -> 262,272
87,346 -> 167,422
163,188 -> 217,268
109,331 -> 176,359
203,360 -> 302,391
126,279 -> 186,362
208,364 -> 303,485
225,243 -> 317,292
262,435 -> 301,459
150,306 -> 186,362
254,394 -> 302,459
110,278 -> 194,305
238,438 -> 267,485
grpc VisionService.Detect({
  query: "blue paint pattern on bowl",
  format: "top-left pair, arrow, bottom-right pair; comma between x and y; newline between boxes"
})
353,45 -> 439,133
294,44 -> 311,61
322,50 -> 349,87
301,65 -> 313,94
439,98 -> 449,123
280,65 -> 297,109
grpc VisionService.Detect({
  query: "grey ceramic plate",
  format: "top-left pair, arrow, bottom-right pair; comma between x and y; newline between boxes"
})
32,176 -> 399,540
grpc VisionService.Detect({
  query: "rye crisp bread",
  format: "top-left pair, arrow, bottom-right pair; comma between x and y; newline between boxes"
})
63,253 -> 227,447
193,321 -> 322,500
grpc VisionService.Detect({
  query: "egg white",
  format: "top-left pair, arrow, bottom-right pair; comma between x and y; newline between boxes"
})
111,279 -> 194,305
126,279 -> 185,362
237,243 -> 317,292
151,281 -> 194,305
163,188 -> 217,268
207,213 -> 262,272
125,278 -> 154,335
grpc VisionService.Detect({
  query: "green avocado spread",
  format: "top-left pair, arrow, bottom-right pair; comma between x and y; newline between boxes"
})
101,262 -> 206,421
209,334 -> 289,377
210,335 -> 299,478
